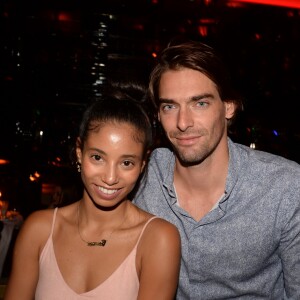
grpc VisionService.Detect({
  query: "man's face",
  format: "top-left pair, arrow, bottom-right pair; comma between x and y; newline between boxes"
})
158,68 -> 234,165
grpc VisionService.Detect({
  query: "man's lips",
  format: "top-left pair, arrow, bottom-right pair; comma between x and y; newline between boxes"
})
174,135 -> 200,145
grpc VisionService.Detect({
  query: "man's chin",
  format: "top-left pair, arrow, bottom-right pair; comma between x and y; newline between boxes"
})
174,147 -> 205,167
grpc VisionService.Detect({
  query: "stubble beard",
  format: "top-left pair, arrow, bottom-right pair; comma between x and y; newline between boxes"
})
169,128 -> 222,167
173,143 -> 211,166
168,129 -> 211,166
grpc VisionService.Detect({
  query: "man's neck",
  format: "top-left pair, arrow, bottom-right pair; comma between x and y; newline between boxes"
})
173,142 -> 229,221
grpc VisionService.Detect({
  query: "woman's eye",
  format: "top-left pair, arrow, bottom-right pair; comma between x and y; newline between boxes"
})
92,154 -> 102,161
123,160 -> 134,167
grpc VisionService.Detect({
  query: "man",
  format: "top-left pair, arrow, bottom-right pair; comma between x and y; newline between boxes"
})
133,40 -> 300,299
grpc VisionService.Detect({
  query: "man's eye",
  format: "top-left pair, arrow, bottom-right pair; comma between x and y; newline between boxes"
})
196,101 -> 208,107
161,104 -> 174,111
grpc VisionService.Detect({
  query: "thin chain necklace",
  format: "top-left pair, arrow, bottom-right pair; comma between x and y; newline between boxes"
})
77,201 -> 127,247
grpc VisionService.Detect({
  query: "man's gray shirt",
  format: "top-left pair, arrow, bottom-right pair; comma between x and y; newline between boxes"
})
133,138 -> 300,299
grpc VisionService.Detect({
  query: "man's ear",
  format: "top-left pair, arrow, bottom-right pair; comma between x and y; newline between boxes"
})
225,101 -> 236,120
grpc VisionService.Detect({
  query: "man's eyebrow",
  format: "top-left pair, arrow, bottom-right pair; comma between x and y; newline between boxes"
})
159,93 -> 214,103
191,93 -> 214,101
158,98 -> 174,104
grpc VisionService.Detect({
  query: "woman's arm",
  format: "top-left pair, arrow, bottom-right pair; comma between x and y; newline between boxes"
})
137,218 -> 181,300
4,210 -> 52,300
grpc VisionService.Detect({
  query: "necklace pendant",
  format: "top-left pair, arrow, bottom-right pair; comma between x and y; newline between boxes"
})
87,239 -> 107,247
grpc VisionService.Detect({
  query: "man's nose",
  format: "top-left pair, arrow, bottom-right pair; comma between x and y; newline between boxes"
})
177,107 -> 193,131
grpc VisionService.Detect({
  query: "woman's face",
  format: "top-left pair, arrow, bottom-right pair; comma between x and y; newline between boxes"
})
77,121 -> 146,208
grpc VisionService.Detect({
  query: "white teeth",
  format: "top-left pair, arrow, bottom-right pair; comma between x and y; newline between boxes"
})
99,187 -> 118,195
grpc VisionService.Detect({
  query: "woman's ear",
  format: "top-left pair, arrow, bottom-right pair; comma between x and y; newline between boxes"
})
76,137 -> 82,163
141,160 -> 146,174
140,150 -> 151,173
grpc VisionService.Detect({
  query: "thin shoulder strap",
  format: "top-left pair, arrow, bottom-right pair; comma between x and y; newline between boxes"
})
50,207 -> 58,236
136,216 -> 158,246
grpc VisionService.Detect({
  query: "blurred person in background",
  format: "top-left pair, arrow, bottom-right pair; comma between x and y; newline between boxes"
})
48,180 -> 82,208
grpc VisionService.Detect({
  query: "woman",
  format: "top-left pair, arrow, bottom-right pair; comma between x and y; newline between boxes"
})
4,83 -> 181,300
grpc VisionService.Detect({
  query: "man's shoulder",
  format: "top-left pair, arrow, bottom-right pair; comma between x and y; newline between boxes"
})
146,147 -> 175,179
150,147 -> 174,161
231,140 -> 300,175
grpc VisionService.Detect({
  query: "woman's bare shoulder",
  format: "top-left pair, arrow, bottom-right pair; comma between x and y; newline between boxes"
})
134,205 -> 179,237
136,214 -> 181,286
26,202 -> 77,226
19,209 -> 56,236
12,208 -> 57,254
148,216 -> 179,235
138,214 -> 181,251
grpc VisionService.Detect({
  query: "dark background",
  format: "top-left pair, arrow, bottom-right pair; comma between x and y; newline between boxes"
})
0,0 -> 299,215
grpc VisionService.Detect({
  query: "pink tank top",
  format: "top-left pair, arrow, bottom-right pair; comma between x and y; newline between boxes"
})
35,208 -> 157,300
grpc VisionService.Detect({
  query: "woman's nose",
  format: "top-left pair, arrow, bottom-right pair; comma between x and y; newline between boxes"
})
101,164 -> 119,185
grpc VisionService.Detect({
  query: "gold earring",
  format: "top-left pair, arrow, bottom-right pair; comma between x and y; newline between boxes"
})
76,162 -> 81,173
